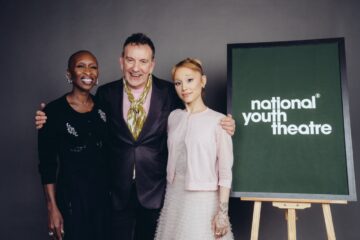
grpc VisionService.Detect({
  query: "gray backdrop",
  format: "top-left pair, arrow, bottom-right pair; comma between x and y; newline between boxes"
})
1,0 -> 359,239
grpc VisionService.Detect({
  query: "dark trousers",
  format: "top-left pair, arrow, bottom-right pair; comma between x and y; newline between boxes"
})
110,185 -> 161,240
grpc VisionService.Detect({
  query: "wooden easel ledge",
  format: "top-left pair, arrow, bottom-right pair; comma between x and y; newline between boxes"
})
241,197 -> 347,240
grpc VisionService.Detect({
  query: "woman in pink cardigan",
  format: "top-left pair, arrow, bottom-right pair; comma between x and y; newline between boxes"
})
155,58 -> 234,240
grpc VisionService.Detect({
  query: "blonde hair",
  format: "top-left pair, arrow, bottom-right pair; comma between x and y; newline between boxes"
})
171,58 -> 204,80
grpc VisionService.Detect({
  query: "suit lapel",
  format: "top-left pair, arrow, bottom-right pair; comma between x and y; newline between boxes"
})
115,79 -> 135,141
137,77 -> 165,142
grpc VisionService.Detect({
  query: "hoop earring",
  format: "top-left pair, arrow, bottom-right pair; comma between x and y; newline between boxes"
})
66,74 -> 72,84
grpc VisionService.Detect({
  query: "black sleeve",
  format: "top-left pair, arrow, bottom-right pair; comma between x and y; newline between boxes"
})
38,104 -> 59,184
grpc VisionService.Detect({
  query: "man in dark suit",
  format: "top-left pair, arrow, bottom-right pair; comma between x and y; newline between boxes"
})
36,33 -> 235,240
96,33 -> 183,240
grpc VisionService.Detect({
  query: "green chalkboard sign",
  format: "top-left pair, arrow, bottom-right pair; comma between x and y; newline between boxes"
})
228,38 -> 356,201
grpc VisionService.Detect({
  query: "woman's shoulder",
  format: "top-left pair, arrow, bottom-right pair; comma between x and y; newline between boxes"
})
169,108 -> 184,117
168,108 -> 185,122
205,108 -> 226,121
43,95 -> 67,114
93,95 -> 106,110
92,96 -> 108,123
197,108 -> 227,131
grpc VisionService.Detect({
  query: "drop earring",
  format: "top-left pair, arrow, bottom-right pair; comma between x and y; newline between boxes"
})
66,74 -> 72,84
96,78 -> 99,85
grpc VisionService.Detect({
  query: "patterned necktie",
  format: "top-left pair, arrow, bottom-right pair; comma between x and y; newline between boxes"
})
124,75 -> 152,140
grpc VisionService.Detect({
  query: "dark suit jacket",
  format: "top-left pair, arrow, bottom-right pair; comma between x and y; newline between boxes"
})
96,76 -> 182,210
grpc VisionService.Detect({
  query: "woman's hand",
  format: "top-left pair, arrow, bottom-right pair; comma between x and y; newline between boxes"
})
47,204 -> 64,240
212,202 -> 230,239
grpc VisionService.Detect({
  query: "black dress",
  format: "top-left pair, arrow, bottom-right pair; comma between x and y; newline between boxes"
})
38,94 -> 109,240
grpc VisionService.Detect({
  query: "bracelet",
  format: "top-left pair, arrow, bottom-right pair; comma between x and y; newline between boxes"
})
219,202 -> 229,214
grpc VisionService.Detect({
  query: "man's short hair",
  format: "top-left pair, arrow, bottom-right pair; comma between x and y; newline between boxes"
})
122,33 -> 155,59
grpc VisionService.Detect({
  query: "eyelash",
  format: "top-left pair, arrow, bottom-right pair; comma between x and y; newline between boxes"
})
126,59 -> 148,64
174,78 -> 194,86
75,65 -> 97,70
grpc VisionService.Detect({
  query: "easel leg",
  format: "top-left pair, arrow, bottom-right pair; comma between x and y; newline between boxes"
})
287,209 -> 297,240
322,204 -> 336,240
250,201 -> 262,240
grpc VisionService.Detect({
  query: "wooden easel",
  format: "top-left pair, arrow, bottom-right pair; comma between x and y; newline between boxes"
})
241,198 -> 347,240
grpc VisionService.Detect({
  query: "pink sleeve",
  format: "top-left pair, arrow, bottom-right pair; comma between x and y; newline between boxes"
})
216,122 -> 234,188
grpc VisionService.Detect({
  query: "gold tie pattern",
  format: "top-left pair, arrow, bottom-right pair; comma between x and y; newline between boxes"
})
124,75 -> 152,140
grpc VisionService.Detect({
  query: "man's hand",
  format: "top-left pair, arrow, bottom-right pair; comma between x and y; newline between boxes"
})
220,114 -> 235,136
35,103 -> 47,129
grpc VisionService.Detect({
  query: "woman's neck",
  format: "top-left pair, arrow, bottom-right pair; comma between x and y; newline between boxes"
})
69,90 -> 91,104
185,99 -> 207,113
67,88 -> 94,113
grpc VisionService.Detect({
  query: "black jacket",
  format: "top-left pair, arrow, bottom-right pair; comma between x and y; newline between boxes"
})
96,76 -> 182,210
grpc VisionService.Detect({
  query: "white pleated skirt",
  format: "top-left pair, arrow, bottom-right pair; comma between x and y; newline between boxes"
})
155,174 -> 234,240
